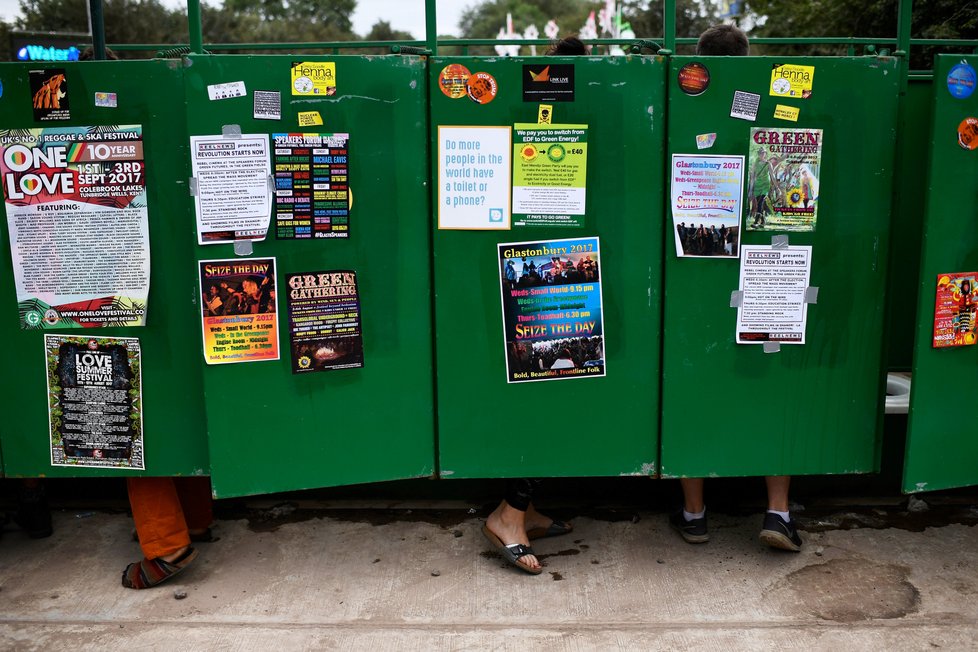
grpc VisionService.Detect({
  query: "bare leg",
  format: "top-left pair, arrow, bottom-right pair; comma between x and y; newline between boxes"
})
765,475 -> 791,512
485,500 -> 539,571
524,502 -> 571,533
680,478 -> 705,513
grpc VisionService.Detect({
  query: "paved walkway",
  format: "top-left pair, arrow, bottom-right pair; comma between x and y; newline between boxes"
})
2,494 -> 978,650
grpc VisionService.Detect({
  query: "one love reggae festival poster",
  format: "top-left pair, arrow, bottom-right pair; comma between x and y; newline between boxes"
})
498,237 -> 605,383
1,126 -> 149,329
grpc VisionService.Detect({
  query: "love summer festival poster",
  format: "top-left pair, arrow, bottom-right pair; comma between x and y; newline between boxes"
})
499,237 -> 605,383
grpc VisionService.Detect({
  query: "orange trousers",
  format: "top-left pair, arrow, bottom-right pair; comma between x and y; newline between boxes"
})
128,477 -> 213,559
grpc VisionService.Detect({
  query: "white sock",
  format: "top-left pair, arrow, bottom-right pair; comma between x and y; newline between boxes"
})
683,507 -> 706,521
767,509 -> 790,521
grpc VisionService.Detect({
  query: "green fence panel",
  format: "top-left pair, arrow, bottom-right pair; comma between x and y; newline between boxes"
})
886,78 -> 934,371
903,54 -> 978,493
661,56 -> 900,478
182,55 -> 434,498
431,55 -> 664,478
0,60 -> 209,477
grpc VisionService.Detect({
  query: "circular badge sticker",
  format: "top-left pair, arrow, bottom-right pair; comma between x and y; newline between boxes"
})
466,72 -> 498,104
519,144 -> 538,162
958,117 -> 978,151
546,144 -> 566,162
677,62 -> 710,96
438,63 -> 471,99
947,62 -> 977,99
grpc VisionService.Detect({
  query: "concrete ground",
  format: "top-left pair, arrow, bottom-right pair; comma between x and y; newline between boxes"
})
2,490 -> 978,651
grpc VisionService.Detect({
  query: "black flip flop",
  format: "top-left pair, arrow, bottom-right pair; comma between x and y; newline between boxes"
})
481,525 -> 543,575
527,519 -> 573,540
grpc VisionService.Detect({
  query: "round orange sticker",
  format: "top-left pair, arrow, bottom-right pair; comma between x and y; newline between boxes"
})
438,64 -> 471,99
466,72 -> 498,105
958,116 -> 978,151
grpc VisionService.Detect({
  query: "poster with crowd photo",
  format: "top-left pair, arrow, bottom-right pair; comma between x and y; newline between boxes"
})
498,237 -> 605,383
286,270 -> 364,373
933,272 -> 978,348
45,334 -> 144,469
272,132 -> 350,239
2,126 -> 150,329
671,154 -> 744,258
745,127 -> 822,232
198,258 -> 279,365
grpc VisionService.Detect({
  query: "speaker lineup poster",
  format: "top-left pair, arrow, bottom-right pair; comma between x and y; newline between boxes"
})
498,237 -> 605,383
45,334 -> 144,469
286,270 -> 364,373
735,245 -> 813,345
272,132 -> 350,239
1,125 -> 150,329
745,127 -> 822,233
198,258 -> 279,365
933,272 -> 978,348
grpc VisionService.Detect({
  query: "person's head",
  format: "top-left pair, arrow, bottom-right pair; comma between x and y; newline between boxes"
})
547,36 -> 590,56
208,285 -> 218,297
78,46 -> 120,61
242,276 -> 260,297
696,24 -> 749,56
963,280 -> 972,294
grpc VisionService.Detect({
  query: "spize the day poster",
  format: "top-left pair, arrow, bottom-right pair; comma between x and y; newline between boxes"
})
671,154 -> 743,258
933,272 -> 978,348
46,334 -> 144,469
286,270 -> 364,373
745,127 -> 822,232
199,258 -> 279,365
2,126 -> 150,329
499,237 -> 605,383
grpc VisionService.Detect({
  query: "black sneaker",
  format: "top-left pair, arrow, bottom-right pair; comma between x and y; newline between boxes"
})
759,512 -> 802,552
669,509 -> 709,544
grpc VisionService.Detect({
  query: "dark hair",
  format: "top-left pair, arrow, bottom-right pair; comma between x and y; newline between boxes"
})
696,24 -> 749,56
547,36 -> 590,56
79,46 -> 120,61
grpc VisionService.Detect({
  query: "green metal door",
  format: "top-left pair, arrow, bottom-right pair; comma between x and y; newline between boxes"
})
182,55 -> 434,498
431,55 -> 665,478
661,56 -> 900,478
0,60 -> 209,477
902,54 -> 978,493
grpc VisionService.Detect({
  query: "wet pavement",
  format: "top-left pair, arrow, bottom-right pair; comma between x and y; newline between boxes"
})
2,489 -> 977,650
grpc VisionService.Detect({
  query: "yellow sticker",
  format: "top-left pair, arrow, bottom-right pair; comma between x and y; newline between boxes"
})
773,104 -> 800,122
291,61 -> 336,96
769,64 -> 814,99
537,104 -> 553,124
298,111 -> 323,126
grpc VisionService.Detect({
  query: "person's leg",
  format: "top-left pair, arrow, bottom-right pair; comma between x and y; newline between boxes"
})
485,479 -> 540,572
670,478 -> 709,543
760,475 -> 802,551
765,475 -> 790,512
174,476 -> 214,536
128,477 -> 191,562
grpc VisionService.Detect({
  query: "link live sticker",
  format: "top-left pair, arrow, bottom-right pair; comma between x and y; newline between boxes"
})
437,126 -> 511,230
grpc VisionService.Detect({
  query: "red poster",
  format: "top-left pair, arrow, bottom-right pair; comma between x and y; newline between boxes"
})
933,272 -> 978,348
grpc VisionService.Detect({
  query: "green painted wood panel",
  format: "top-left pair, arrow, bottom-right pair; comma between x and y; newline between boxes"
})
886,79 -> 933,371
903,54 -> 978,493
431,56 -> 664,478
661,56 -> 900,478
182,55 -> 434,498
0,60 -> 209,477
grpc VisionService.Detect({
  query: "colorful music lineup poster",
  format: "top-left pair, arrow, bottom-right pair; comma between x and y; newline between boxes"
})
933,272 -> 978,348
198,258 -> 279,365
286,270 -> 364,373
498,237 -> 605,383
273,132 -> 350,239
2,125 -> 149,329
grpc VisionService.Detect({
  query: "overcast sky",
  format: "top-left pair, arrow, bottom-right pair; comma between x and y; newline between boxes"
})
0,0 -> 467,38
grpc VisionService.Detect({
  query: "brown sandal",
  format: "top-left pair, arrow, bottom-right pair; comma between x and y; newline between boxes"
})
121,547 -> 198,589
